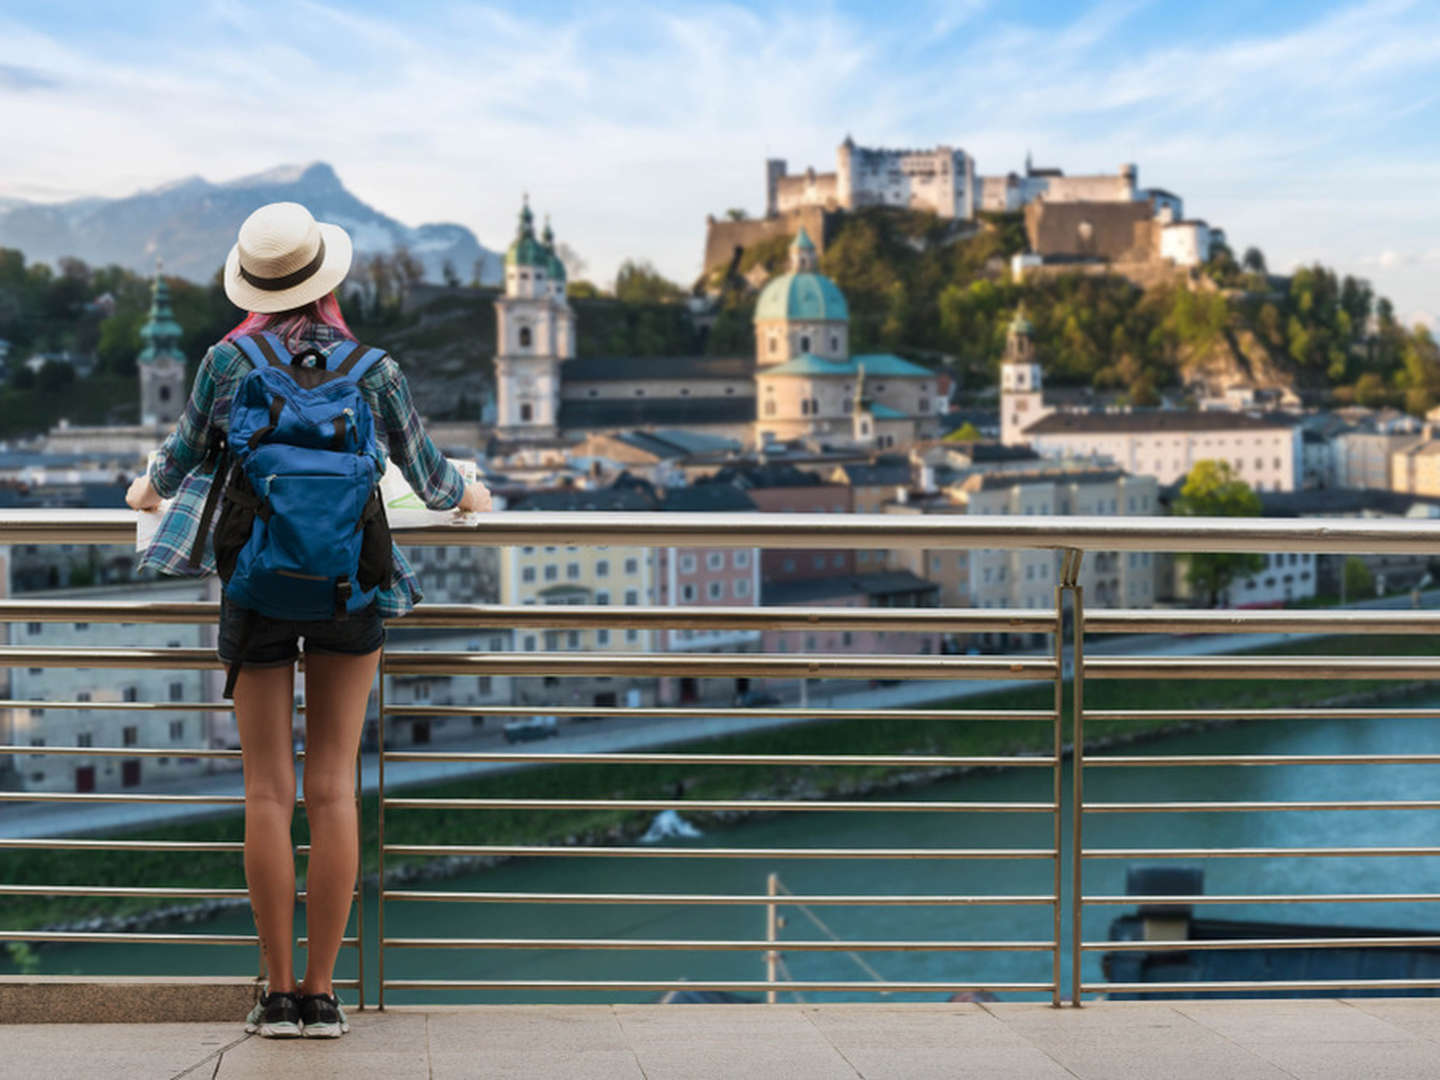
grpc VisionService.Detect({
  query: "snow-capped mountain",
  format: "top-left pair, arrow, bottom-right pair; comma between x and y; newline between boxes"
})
0,162 -> 501,285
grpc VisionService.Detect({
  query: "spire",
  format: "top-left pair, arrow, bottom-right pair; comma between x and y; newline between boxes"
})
1005,304 -> 1034,365
137,266 -> 184,366
790,226 -> 818,273
542,214 -> 554,247
518,194 -> 535,237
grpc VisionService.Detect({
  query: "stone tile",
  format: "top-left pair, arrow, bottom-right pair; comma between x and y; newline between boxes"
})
424,1004 -> 630,1053
1033,1042 -> 1296,1080
0,1022 -> 240,1080
616,1003 -> 834,1049
214,1012 -> 429,1080
1339,998 -> 1440,1044
985,1001 -> 1221,1046
845,1046 -> 1078,1080
628,1046 -> 862,1080
804,1003 -> 1032,1049
1246,1039 -> 1440,1080
430,1050 -> 646,1080
1174,999 -> 1418,1045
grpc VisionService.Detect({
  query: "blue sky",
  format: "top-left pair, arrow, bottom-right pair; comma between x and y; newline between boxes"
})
1,0 -> 1437,327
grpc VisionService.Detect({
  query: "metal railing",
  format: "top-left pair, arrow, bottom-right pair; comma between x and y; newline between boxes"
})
1,509 -> 1440,1008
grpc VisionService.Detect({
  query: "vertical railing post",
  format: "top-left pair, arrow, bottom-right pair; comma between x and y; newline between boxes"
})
376,643 -> 386,1010
1050,566 -> 1067,1008
765,871 -> 779,1004
354,688 -> 365,1010
1062,549 -> 1086,1006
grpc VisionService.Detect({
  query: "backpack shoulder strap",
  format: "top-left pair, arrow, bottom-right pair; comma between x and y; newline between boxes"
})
334,342 -> 387,383
232,332 -> 291,370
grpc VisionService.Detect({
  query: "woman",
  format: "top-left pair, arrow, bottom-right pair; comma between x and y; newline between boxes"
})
127,202 -> 491,1037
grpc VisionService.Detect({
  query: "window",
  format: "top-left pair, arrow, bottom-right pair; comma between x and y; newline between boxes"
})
169,720 -> 184,741
624,558 -> 639,574
626,629 -> 639,643
708,581 -> 724,600
76,732 -> 92,748
596,629 -> 610,646
764,400 -> 776,417
706,552 -> 725,571
544,565 -> 558,581
122,726 -> 138,747
522,567 -> 536,583
567,563 -> 580,580
77,692 -> 90,703
681,584 -> 696,602
596,560 -> 610,577
734,578 -> 751,598
625,590 -> 639,605
813,555 -> 826,570
26,623 -> 40,635
523,635 -> 537,651
520,403 -> 533,422
800,334 -> 812,352
169,682 -> 184,702
518,326 -> 532,348
679,554 -> 696,573
123,687 -> 138,703
567,631 -> 580,649
769,337 -> 779,355
596,590 -> 611,605
801,399 -> 810,416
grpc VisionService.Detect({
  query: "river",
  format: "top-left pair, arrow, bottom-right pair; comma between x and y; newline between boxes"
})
11,707 -> 1440,1003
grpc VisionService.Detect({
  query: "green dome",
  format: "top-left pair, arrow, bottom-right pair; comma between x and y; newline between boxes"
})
541,219 -> 566,281
754,271 -> 849,323
137,273 -> 184,366
505,201 -> 546,269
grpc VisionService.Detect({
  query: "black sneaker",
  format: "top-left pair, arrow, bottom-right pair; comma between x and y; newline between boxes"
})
244,989 -> 302,1038
299,991 -> 350,1038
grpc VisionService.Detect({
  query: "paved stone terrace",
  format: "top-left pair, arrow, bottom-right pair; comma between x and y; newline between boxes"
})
7,999 -> 1440,1079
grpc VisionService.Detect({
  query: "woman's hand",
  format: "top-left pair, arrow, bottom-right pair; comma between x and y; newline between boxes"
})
125,474 -> 162,511
457,481 -> 493,513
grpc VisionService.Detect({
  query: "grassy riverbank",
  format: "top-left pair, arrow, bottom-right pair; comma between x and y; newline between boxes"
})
4,632 -> 1438,935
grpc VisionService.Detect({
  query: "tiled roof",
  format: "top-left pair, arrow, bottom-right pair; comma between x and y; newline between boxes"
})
660,485 -> 757,512
559,396 -> 755,430
1025,410 -> 1299,435
764,570 -> 940,606
561,355 -> 754,381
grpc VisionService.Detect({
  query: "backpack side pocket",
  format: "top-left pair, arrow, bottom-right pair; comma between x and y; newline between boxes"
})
357,488 -> 394,590
214,472 -> 259,583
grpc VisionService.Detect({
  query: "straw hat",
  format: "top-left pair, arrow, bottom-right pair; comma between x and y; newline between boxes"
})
223,202 -> 353,314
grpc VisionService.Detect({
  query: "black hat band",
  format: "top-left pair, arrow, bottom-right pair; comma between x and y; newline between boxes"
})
238,236 -> 326,292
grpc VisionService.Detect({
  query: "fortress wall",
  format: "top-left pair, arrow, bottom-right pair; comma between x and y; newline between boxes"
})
702,207 -> 838,277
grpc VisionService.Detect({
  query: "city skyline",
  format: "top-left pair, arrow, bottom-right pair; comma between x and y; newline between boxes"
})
1,0 -> 1437,328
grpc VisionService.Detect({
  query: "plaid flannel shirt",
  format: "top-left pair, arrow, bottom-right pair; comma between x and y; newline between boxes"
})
138,324 -> 465,618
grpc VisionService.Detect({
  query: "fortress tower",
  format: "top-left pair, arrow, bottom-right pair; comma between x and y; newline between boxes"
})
494,199 -> 573,440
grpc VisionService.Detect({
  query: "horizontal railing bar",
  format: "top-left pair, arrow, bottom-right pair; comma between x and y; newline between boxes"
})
21,507 -> 1440,553
382,845 -> 1058,860
0,791 -> 245,805
0,647 -> 219,670
0,700 -> 241,713
0,884 -> 347,900
380,750 -> 1057,768
1085,800 -> 1440,812
1086,754 -> 1440,767
383,937 -> 1057,952
381,979 -> 1055,992
1084,979 -> 1440,993
394,603 -> 1058,633
381,652 -> 1057,679
1084,847 -> 1440,859
1084,609 -> 1440,635
0,600 -> 218,624
0,744 -> 243,759
383,890 -> 1055,906
0,931 -> 359,946
1088,708 -> 1440,722
1087,656 -> 1440,680
383,797 -> 1054,813
1082,894 -> 1440,905
0,838 -> 294,852
1086,937 -> 1440,952
381,704 -> 1057,723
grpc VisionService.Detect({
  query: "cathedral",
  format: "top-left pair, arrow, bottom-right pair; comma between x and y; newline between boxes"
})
492,202 -> 939,451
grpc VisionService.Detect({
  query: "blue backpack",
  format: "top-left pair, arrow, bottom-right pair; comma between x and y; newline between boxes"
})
191,332 -> 394,693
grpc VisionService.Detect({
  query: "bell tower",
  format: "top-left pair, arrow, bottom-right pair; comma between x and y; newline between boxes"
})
1000,306 -> 1049,446
137,264 -> 186,428
494,198 -> 569,440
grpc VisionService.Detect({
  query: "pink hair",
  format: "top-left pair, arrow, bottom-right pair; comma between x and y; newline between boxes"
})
224,292 -> 355,345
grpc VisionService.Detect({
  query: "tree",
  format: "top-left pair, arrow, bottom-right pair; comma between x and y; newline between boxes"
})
943,421 -> 982,443
725,208 -> 748,222
613,260 -> 685,304
1172,460 -> 1266,608
1241,247 -> 1267,274
1343,556 -> 1374,600
566,280 -> 602,300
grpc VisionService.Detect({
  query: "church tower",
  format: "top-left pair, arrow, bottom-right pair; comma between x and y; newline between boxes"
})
137,266 -> 186,428
494,199 -> 571,440
1000,306 -> 1049,446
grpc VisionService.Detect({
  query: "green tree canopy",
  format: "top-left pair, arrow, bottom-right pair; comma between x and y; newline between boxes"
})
1172,459 -> 1266,607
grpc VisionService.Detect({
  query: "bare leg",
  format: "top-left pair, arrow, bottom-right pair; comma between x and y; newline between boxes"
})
235,663 -> 299,993
298,648 -> 379,997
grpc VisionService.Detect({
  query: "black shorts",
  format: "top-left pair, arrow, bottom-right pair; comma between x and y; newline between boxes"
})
217,595 -> 385,668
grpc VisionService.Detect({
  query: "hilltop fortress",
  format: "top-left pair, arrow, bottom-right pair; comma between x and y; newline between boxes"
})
705,136 -> 1218,284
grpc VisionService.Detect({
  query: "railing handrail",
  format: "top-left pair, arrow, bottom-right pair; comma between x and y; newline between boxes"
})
11,507 -> 1440,553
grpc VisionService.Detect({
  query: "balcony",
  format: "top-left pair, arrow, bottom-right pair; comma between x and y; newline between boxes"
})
5,508 -> 1440,1077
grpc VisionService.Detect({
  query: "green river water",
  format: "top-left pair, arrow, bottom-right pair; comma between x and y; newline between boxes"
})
10,709 -> 1440,1003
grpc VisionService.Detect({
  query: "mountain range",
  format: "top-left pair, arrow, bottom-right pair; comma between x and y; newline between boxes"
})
0,162 -> 502,286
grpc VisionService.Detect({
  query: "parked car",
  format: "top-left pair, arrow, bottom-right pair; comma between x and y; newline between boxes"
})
503,715 -> 559,743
